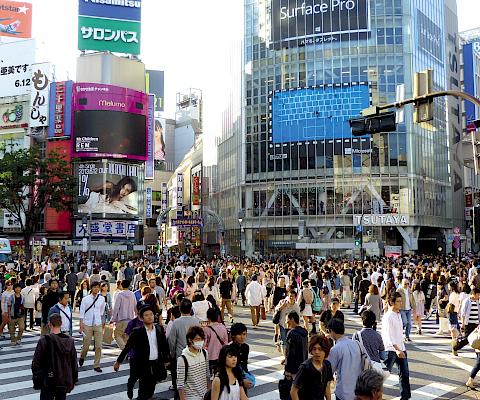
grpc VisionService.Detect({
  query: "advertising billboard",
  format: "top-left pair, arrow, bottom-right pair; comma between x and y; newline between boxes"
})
270,0 -> 370,49
192,175 -> 201,206
0,39 -> 35,97
48,81 -> 74,138
78,15 -> 141,55
78,0 -> 141,21
177,173 -> 184,218
0,1 -> 32,38
270,82 -> 370,143
463,42 -> 478,126
72,83 -> 148,160
146,70 -> 165,112
75,219 -> 137,238
145,94 -> 154,179
154,118 -> 166,161
0,101 -> 28,130
76,160 -> 142,218
29,63 -> 51,128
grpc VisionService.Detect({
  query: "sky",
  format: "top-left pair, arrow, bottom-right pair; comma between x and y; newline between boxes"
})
3,0 -> 480,164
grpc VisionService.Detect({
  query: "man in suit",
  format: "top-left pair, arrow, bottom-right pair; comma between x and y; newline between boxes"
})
114,306 -> 169,400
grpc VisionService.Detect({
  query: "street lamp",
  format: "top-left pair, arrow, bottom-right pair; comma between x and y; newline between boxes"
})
82,212 -> 92,261
238,209 -> 245,257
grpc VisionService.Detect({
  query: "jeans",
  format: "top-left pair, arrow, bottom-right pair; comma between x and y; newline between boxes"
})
279,325 -> 288,346
385,350 -> 411,400
400,309 -> 412,338
471,352 -> 480,379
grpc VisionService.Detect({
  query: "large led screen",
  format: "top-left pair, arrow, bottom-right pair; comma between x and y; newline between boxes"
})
74,110 -> 146,158
270,0 -> 370,49
270,83 -> 370,143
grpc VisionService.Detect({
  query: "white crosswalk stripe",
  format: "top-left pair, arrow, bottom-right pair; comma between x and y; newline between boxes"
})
0,319 -> 284,400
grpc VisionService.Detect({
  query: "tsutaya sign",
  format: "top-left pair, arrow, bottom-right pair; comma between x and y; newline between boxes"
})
354,214 -> 409,226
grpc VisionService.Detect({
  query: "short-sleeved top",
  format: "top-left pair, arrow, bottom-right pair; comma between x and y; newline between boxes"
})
293,358 -> 333,400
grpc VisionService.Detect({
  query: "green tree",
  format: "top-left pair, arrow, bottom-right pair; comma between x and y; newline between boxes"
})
0,144 -> 76,258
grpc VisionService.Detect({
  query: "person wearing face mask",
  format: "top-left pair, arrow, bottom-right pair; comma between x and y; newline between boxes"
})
177,325 -> 211,400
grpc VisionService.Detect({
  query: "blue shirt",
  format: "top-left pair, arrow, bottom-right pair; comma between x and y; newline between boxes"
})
327,336 -> 363,400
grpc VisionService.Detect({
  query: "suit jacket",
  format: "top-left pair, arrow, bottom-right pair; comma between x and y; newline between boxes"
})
117,324 -> 169,381
396,287 -> 416,313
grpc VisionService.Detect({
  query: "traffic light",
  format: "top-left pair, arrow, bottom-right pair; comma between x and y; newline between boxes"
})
354,230 -> 362,247
414,69 -> 434,123
349,112 -> 397,137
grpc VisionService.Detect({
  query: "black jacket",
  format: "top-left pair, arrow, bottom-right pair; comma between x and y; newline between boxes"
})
117,324 -> 169,381
42,290 -> 60,324
285,326 -> 308,374
32,333 -> 78,392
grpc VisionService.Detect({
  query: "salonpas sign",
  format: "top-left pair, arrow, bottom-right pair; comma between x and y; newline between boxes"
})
270,0 -> 370,49
354,214 -> 409,226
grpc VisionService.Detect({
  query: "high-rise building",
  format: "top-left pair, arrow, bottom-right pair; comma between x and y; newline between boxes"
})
234,0 -> 463,257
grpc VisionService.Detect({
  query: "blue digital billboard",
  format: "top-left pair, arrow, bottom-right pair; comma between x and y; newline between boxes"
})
78,0 -> 142,22
270,83 -> 370,143
463,42 -> 477,125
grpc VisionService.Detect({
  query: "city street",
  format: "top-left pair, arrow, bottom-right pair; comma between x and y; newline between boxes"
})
0,304 -> 478,400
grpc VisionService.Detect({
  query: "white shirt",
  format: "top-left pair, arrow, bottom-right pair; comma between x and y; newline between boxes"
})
146,327 -> 158,360
381,309 -> 405,352
245,281 -> 266,307
57,303 -> 72,333
20,285 -> 38,309
403,288 -> 411,310
371,271 -> 381,285
79,294 -> 106,326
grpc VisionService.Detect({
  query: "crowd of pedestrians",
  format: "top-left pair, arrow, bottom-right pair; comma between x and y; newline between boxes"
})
2,252 -> 480,399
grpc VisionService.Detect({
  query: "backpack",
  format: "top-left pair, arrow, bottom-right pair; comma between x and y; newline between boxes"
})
311,287 -> 323,313
302,288 -> 313,305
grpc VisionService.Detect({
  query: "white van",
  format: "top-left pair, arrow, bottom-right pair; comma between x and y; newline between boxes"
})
0,238 -> 15,269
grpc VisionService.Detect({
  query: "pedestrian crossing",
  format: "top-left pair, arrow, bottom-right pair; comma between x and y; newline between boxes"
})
0,320 -> 284,400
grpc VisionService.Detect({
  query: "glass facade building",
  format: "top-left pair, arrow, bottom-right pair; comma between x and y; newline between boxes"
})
240,0 -> 462,256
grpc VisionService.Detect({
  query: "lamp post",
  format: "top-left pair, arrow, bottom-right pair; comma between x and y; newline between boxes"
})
238,209 -> 245,258
83,212 -> 92,261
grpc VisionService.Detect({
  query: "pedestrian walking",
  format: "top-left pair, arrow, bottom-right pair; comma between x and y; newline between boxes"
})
111,279 -> 137,350
204,307 -> 229,375
114,306 -> 169,400
235,270 -> 247,307
8,283 -> 25,345
48,292 -> 73,336
176,325 -> 211,400
79,281 -> 106,372
290,334 -> 333,400
32,313 -> 78,400
211,345 -> 248,400
65,268 -> 78,308
20,278 -> 38,330
283,311 -> 308,380
327,318 -> 364,400
381,291 -> 411,400
219,273 -> 235,323
412,282 -> 425,335
454,288 -> 480,352
245,274 -> 266,328
396,279 -> 415,341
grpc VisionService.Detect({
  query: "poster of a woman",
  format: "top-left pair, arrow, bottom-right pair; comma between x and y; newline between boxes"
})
154,119 -> 165,161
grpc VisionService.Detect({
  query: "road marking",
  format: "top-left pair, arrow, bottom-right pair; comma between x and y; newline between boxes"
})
391,382 -> 457,400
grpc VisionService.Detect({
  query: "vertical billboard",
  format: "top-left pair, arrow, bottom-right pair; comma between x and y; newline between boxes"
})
29,63 -> 51,128
0,39 -> 35,97
177,173 -> 184,218
154,118 -> 166,161
192,175 -> 201,206
0,1 -> 32,38
161,182 -> 168,223
72,83 -> 148,160
48,81 -> 74,138
78,0 -> 141,55
270,0 -> 370,49
146,70 -> 165,112
75,160 -> 142,218
463,41 -> 480,128
145,186 -> 152,218
145,94 -> 154,179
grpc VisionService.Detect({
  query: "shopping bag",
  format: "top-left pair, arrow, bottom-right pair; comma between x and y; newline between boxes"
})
103,324 -> 113,345
260,304 -> 266,320
468,328 -> 480,350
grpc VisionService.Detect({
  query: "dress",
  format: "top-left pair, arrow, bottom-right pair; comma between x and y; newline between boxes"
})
412,291 -> 425,318
219,380 -> 241,400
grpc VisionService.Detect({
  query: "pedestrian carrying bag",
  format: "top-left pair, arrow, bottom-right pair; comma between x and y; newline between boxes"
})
278,377 -> 293,400
312,287 -> 323,313
103,324 -> 113,345
32,335 -> 55,390
260,303 -> 266,320
468,327 -> 480,350
207,325 -> 225,346
354,331 -> 390,379
272,309 -> 282,325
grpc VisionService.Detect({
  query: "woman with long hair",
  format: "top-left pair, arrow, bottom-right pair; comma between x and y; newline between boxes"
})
203,275 -> 220,303
100,281 -> 112,324
185,275 -> 197,301
211,345 -> 248,400
448,281 -> 461,355
363,284 -> 383,328
412,281 -> 425,334
74,279 -> 90,311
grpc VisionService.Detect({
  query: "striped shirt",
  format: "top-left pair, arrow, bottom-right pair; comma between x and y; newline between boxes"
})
177,348 -> 210,400
469,300 -> 479,324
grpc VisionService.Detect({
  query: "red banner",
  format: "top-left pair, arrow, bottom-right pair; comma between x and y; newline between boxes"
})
192,176 -> 201,206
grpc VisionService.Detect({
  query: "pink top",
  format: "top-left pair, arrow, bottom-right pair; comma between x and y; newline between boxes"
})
204,323 -> 229,361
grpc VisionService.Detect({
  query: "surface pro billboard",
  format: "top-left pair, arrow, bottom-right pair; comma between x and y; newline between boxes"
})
72,83 -> 148,160
270,0 -> 370,49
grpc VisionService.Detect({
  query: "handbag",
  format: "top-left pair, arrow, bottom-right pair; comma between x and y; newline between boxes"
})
273,309 -> 282,325
242,367 -> 256,388
468,327 -> 480,350
278,377 -> 293,400
354,331 -> 390,379
260,303 -> 266,320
